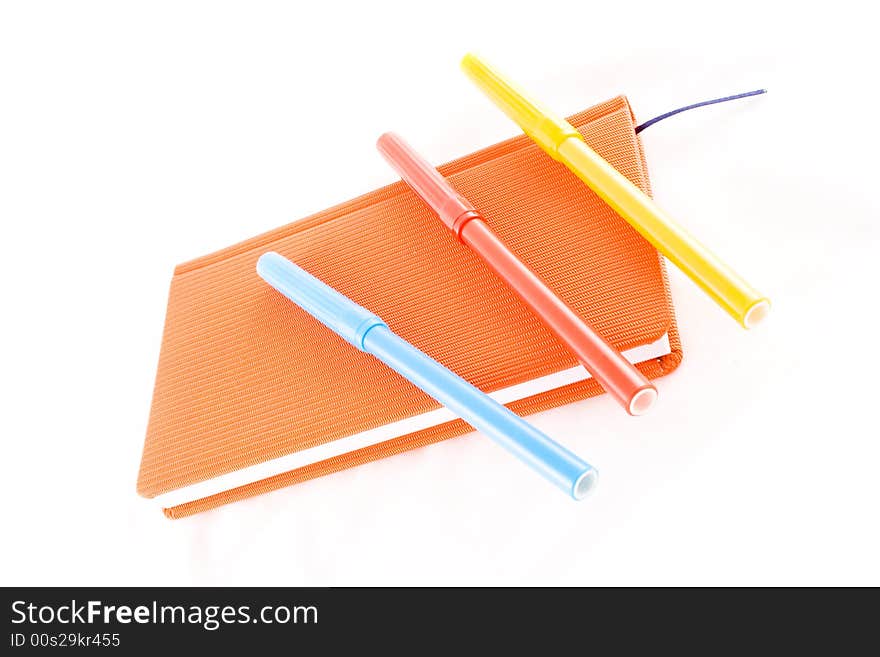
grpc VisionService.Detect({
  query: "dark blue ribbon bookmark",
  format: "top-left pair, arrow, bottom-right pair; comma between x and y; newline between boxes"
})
635,89 -> 766,134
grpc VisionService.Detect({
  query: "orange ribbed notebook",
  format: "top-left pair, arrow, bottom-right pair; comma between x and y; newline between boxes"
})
139,96 -> 682,518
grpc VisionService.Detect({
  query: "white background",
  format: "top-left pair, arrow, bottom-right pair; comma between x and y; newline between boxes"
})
1,1 -> 878,586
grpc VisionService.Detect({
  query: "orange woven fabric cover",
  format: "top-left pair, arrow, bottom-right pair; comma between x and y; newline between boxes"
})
139,96 -> 682,518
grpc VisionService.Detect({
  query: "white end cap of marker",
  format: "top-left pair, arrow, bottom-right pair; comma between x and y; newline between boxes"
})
573,469 -> 599,500
744,300 -> 771,329
629,387 -> 658,416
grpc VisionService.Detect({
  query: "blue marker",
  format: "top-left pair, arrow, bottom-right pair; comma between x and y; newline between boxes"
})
257,251 -> 598,500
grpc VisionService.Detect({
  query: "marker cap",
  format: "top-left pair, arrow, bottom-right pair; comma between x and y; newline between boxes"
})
461,53 -> 583,158
256,252 -> 386,350
377,132 -> 477,231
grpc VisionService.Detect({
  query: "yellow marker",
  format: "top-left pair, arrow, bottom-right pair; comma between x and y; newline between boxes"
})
461,53 -> 770,329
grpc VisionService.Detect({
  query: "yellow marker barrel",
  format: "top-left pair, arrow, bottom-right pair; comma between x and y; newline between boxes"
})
461,53 -> 770,329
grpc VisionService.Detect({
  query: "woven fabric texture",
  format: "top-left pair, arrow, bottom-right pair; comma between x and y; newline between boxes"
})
139,96 -> 683,518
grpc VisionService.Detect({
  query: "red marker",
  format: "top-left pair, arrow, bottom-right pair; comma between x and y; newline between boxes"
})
377,132 -> 657,416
